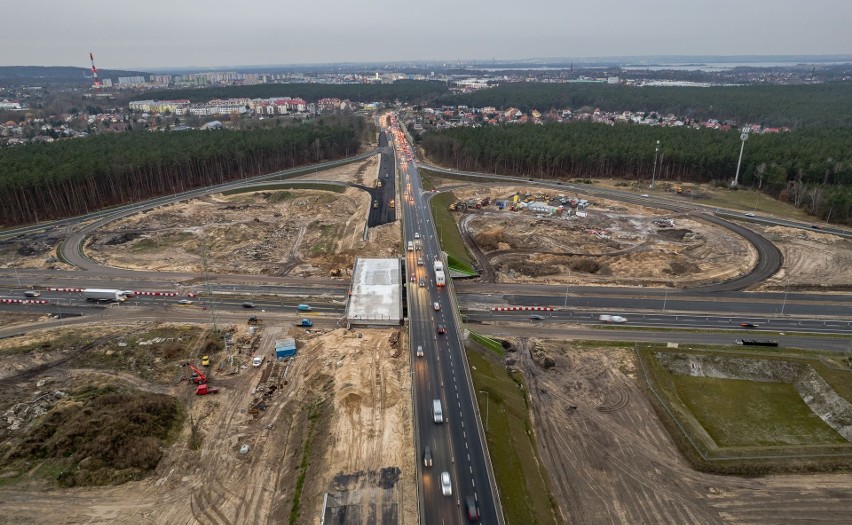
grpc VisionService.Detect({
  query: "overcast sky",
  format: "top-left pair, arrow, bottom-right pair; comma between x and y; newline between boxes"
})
5,0 -> 851,70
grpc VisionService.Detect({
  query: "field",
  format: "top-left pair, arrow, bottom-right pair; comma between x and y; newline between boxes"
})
672,376 -> 848,447
642,347 -> 852,466
489,338 -> 852,524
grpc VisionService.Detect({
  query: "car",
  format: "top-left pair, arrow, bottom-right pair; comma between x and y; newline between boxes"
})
740,322 -> 758,328
242,302 -> 256,308
23,290 -> 41,297
465,496 -> 480,522
433,302 -> 441,311
810,224 -> 824,230
437,325 -> 446,334
611,315 -> 628,323
423,446 -> 432,467
744,212 -> 755,217
252,356 -> 264,367
640,193 -> 650,198
416,345 -> 424,357
529,314 -> 545,320
201,355 -> 210,366
440,472 -> 452,496
179,299 -> 194,305
414,232 -> 420,239
410,274 -> 416,282
419,278 -> 426,288
417,257 -> 424,266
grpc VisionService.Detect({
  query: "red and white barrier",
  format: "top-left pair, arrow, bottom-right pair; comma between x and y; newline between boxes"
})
47,287 -> 84,292
1,299 -> 49,304
133,291 -> 179,297
492,306 -> 555,311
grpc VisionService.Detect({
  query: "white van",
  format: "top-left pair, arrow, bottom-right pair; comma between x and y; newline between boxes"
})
432,399 -> 443,423
252,355 -> 265,367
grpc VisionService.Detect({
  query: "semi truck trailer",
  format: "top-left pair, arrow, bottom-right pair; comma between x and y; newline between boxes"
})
83,289 -> 127,302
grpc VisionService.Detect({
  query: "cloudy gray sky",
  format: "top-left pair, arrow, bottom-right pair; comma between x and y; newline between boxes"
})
5,0 -> 851,69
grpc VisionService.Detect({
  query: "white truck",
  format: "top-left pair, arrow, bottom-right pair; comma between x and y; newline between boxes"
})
435,270 -> 446,287
433,260 -> 444,273
83,289 -> 127,302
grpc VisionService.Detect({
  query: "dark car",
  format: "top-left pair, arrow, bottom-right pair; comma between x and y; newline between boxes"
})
811,224 -> 824,230
465,496 -> 480,522
242,302 -> 256,308
419,278 -> 426,288
740,322 -> 757,328
423,446 -> 432,467
529,314 -> 545,320
437,325 -> 446,334
410,274 -> 416,282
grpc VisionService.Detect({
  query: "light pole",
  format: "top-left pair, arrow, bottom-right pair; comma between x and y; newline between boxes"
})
563,285 -> 569,308
663,289 -> 668,312
650,140 -> 660,189
780,277 -> 789,315
733,127 -> 750,187
478,390 -> 490,432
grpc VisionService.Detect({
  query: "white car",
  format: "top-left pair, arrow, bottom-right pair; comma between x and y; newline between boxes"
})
440,472 -> 452,496
744,212 -> 755,217
252,356 -> 264,367
178,299 -> 193,305
416,345 -> 424,357
414,232 -> 420,239
433,302 -> 441,311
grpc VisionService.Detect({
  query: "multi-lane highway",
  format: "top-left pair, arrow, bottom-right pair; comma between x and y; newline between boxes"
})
394,126 -> 502,524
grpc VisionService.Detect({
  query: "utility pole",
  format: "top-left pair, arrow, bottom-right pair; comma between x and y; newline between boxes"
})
733,127 -> 750,187
478,390 -> 490,432
650,140 -> 660,189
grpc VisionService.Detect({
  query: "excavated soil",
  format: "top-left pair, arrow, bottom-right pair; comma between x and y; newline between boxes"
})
516,341 -> 852,524
0,323 -> 415,525
451,184 -> 756,286
85,155 -> 399,277
755,225 -> 852,292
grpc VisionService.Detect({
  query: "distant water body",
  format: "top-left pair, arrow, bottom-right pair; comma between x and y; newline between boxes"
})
479,61 -> 851,72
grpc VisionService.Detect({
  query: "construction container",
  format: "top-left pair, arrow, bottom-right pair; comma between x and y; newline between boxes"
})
275,337 -> 297,359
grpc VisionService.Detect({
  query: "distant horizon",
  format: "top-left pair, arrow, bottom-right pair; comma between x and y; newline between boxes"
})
5,54 -> 852,75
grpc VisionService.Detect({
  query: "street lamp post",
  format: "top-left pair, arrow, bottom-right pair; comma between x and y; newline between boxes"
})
478,390 -> 490,432
780,278 -> 789,315
733,127 -> 750,187
650,140 -> 660,189
563,285 -> 569,308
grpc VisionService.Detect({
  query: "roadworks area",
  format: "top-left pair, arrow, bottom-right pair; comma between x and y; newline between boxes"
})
0,320 -> 416,524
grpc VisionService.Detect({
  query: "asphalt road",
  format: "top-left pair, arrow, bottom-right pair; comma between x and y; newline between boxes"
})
395,127 -> 502,524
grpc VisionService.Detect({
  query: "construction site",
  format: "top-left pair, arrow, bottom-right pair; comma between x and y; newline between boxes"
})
1,148 -> 851,524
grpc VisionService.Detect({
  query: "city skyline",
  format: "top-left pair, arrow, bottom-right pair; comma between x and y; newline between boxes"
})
3,0 -> 852,69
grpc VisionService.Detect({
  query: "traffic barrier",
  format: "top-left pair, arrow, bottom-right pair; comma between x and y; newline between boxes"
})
1,299 -> 49,304
47,287 -> 84,292
133,291 -> 179,297
492,306 -> 555,311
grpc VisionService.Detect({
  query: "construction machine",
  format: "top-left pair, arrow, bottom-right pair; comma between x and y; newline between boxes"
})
186,363 -> 207,384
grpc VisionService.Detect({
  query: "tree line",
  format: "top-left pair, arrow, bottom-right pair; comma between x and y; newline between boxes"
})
0,121 -> 361,226
421,122 -> 852,224
437,82 -> 852,128
131,80 -> 449,105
